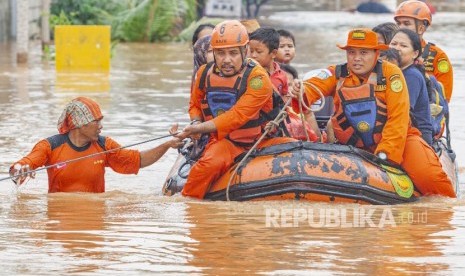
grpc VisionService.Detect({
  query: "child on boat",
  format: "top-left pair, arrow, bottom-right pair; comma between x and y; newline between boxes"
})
281,63 -> 323,142
276,29 -> 296,65
379,48 -> 401,66
248,27 -> 320,142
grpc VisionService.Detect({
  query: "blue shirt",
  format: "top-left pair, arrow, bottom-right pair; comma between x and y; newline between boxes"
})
403,65 -> 433,145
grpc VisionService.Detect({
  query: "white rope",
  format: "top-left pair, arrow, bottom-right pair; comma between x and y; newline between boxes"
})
298,80 -> 310,142
297,80 -> 327,142
224,80 -> 326,200
299,80 -> 326,113
225,98 -> 292,201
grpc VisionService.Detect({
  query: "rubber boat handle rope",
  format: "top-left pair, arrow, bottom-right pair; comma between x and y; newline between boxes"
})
225,98 -> 292,201
225,81 -> 326,200
0,133 -> 177,183
300,80 -> 326,113
298,80 -> 326,142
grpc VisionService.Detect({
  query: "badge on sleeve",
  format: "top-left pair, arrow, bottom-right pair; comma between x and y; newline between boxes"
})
249,76 -> 264,89
389,74 -> 403,93
437,59 -> 450,73
316,69 -> 332,80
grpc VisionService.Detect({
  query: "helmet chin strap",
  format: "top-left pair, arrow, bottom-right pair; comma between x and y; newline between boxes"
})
239,45 -> 248,71
414,19 -> 427,37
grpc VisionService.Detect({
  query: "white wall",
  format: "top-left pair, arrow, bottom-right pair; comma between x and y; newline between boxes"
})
8,0 -> 43,40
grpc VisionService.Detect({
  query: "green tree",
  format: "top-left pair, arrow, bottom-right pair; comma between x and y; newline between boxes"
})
50,0 -> 132,25
50,0 -> 197,42
112,0 -> 196,42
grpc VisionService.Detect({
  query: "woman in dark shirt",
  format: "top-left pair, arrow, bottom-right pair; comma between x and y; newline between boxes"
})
390,28 -> 433,145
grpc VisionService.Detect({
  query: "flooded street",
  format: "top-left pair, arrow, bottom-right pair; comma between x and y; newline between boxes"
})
1,11 -> 465,275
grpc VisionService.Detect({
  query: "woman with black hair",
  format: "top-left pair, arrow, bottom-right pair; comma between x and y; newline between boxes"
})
390,28 -> 433,145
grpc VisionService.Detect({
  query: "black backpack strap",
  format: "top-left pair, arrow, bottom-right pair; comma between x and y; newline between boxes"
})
422,42 -> 433,60
198,62 -> 214,90
261,91 -> 290,137
335,63 -> 348,79
237,61 -> 256,98
375,61 -> 386,86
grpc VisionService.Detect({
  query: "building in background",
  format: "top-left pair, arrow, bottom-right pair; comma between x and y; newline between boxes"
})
0,0 -> 44,42
204,0 -> 242,18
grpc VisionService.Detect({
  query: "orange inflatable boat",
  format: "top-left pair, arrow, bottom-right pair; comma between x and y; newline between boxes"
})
163,138 -> 458,204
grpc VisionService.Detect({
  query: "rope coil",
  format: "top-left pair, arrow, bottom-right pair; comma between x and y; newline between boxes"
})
225,79 -> 327,200
225,98 -> 292,201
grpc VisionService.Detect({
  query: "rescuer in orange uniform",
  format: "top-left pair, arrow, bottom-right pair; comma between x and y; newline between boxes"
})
9,97 -> 183,192
394,0 -> 454,102
175,20 -> 295,199
289,28 -> 455,197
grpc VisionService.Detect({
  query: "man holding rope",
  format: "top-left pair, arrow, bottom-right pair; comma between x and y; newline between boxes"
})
174,20 -> 295,199
9,97 -> 183,192
289,28 -> 455,198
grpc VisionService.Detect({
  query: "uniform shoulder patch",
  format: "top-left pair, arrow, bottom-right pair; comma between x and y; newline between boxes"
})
249,76 -> 264,89
389,74 -> 403,93
437,59 -> 450,73
316,69 -> 332,80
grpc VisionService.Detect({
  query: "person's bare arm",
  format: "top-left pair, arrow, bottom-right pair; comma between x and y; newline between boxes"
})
140,124 -> 184,168
175,120 -> 216,140
139,138 -> 183,168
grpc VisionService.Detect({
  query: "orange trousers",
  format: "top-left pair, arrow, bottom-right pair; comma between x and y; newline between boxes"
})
182,136 -> 296,199
401,134 -> 456,198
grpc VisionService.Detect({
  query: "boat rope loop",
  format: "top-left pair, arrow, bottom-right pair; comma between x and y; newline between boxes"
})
225,98 -> 292,201
298,80 -> 326,142
225,81 -> 326,200
299,80 -> 326,113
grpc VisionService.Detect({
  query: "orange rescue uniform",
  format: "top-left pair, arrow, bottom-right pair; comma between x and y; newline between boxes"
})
293,61 -> 455,197
421,39 -> 454,102
184,59 -> 295,199
12,134 -> 140,193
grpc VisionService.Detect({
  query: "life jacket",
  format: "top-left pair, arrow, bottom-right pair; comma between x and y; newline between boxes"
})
198,60 -> 282,146
427,75 -> 448,139
421,42 -> 436,74
331,62 -> 388,150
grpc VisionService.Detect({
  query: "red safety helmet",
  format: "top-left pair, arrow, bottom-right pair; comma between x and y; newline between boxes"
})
211,20 -> 249,49
394,0 -> 432,26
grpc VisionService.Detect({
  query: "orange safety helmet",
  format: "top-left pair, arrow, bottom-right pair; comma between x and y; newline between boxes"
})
211,20 -> 249,49
394,0 -> 432,26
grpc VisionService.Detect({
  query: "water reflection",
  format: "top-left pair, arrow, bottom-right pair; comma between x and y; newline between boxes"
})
15,64 -> 30,102
184,201 -> 461,275
55,72 -> 110,93
1,8 -> 465,275
44,194 -> 107,254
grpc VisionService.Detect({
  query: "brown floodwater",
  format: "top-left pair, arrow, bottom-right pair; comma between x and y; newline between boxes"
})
1,11 -> 465,275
